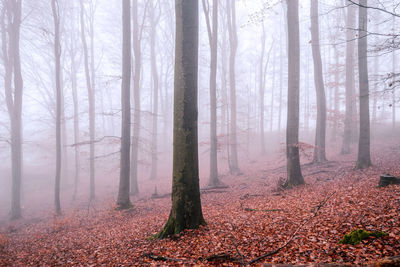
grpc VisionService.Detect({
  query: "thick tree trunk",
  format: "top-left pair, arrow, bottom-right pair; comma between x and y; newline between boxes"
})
117,0 -> 132,209
52,0 -> 62,215
341,1 -> 356,154
130,0 -> 140,195
285,0 -> 304,187
202,0 -> 220,187
392,15 -> 396,131
149,3 -> 159,181
157,0 -> 205,238
356,0 -> 371,169
259,22 -> 266,155
310,0 -> 327,163
226,0 -> 240,174
2,0 -> 23,219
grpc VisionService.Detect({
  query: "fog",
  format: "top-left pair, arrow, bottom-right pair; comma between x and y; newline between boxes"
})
0,0 -> 399,264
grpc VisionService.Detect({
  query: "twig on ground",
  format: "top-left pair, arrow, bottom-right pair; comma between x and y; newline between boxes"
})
142,253 -> 185,262
248,191 -> 336,265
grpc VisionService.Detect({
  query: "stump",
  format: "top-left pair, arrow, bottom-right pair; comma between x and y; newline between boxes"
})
379,174 -> 400,187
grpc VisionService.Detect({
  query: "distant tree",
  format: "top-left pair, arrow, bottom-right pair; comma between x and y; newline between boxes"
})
310,0 -> 327,163
226,0 -> 240,174
157,0 -> 205,238
1,0 -> 23,219
341,1 -> 357,154
130,0 -> 141,196
149,1 -> 160,181
356,0 -> 372,169
51,0 -> 62,215
284,0 -> 304,187
202,0 -> 220,186
79,0 -> 96,200
117,0 -> 132,209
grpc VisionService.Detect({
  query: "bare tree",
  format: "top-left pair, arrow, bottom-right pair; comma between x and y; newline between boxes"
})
51,0 -> 62,215
226,0 -> 240,174
149,1 -> 160,181
310,0 -> 327,163
341,1 -> 357,154
157,0 -> 205,238
117,0 -> 132,209
1,0 -> 23,219
202,0 -> 220,187
284,0 -> 304,187
79,0 -> 96,199
356,0 -> 372,169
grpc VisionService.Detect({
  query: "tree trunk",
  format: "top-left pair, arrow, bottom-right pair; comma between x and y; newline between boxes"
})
356,0 -> 371,169
117,0 -> 132,209
157,0 -> 205,238
285,0 -> 304,187
259,22 -> 266,155
52,0 -> 62,215
80,0 -> 95,200
226,0 -> 240,174
202,0 -> 220,187
341,1 -> 356,154
310,0 -> 327,163
149,2 -> 159,181
392,15 -> 396,131
130,0 -> 141,195
1,0 -> 23,219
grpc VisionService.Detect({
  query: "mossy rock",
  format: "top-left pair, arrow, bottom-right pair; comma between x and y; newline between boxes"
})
340,229 -> 388,245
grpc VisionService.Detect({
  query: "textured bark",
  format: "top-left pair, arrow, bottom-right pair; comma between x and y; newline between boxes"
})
130,0 -> 141,195
392,15 -> 396,131
341,2 -> 357,154
117,0 -> 132,209
356,0 -> 371,169
285,0 -> 304,187
157,0 -> 205,238
80,0 -> 95,200
226,0 -> 240,174
202,0 -> 219,187
149,2 -> 159,181
1,0 -> 23,219
52,0 -> 62,215
310,0 -> 327,163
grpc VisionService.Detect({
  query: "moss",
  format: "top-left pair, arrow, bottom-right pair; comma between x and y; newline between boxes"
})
340,229 -> 388,245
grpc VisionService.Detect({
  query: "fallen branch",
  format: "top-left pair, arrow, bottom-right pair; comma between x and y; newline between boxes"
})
248,191 -> 336,265
204,253 -> 241,263
142,253 -> 185,262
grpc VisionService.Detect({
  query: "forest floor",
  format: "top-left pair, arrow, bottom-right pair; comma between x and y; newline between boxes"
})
0,138 -> 400,266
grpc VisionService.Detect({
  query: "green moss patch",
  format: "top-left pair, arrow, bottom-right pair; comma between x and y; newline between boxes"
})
340,229 -> 388,245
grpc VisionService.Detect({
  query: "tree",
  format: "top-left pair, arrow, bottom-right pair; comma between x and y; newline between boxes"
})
284,0 -> 304,187
149,1 -> 160,181
202,0 -> 220,187
310,0 -> 327,163
226,0 -> 240,174
157,0 -> 205,238
341,1 -> 357,154
356,0 -> 372,169
51,0 -> 62,215
129,0 -> 143,195
117,0 -> 132,209
1,0 -> 23,219
79,0 -> 96,200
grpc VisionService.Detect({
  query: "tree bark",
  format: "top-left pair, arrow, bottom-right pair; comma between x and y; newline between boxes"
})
285,0 -> 304,187
117,0 -> 132,209
1,0 -> 23,219
157,0 -> 205,238
310,0 -> 327,163
341,1 -> 357,154
52,0 -> 62,215
356,0 -> 371,169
